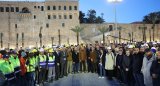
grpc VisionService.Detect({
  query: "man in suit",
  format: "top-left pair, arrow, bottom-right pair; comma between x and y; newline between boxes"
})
54,47 -> 60,80
60,47 -> 67,77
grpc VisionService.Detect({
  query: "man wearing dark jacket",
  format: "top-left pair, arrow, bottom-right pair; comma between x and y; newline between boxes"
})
54,47 -> 60,80
132,47 -> 145,86
150,51 -> 160,86
122,49 -> 132,86
59,47 -> 67,77
72,47 -> 79,73
116,48 -> 124,83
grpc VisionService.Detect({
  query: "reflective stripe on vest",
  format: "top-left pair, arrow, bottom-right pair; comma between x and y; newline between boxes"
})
48,56 -> 55,67
5,72 -> 15,81
14,66 -> 21,74
27,57 -> 36,72
39,55 -> 46,67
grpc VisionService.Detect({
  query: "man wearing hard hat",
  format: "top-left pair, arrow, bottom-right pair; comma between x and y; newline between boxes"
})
47,48 -> 55,82
38,48 -> 47,84
0,53 -> 15,86
9,50 -> 21,86
26,49 -> 36,86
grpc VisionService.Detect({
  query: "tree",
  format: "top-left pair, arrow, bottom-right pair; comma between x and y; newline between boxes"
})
39,27 -> 42,47
131,32 -> 134,42
22,32 -> 24,47
51,37 -> 54,46
0,33 -> 3,48
16,33 -> 19,48
117,26 -> 122,43
79,11 -> 86,23
95,16 -> 105,23
87,9 -> 97,23
79,10 -> 105,23
58,29 -> 61,45
143,12 -> 160,41
128,33 -> 131,43
98,26 -> 109,44
71,26 -> 84,45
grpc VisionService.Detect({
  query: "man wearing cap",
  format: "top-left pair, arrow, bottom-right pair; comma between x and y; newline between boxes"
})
105,46 -> 115,80
141,49 -> 155,86
150,51 -> 160,86
47,48 -> 55,82
9,50 -> 21,86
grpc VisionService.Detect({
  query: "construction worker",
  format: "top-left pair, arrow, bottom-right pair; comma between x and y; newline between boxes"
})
0,53 -> 6,86
47,48 -> 55,82
38,48 -> 47,84
1,54 -> 15,86
9,50 -> 21,86
26,50 -> 36,86
32,49 -> 39,86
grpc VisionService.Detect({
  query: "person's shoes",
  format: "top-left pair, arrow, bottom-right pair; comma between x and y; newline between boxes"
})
102,77 -> 105,79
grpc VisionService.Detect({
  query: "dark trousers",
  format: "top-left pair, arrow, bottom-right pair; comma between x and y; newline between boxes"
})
80,61 -> 86,72
116,68 -> 123,82
133,73 -> 145,86
26,72 -> 35,86
106,70 -> 114,79
73,63 -> 79,73
14,72 -> 21,86
20,75 -> 27,86
6,79 -> 16,86
55,64 -> 60,80
87,60 -> 92,72
99,64 -> 106,77
91,62 -> 97,73
152,77 -> 160,86
35,68 -> 39,85
122,70 -> 134,86
39,68 -> 46,83
60,61 -> 67,77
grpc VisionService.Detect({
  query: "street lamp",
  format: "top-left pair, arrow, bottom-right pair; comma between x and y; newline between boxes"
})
107,0 -> 122,43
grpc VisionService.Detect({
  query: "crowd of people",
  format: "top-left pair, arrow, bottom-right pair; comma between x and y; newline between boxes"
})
0,42 -> 160,86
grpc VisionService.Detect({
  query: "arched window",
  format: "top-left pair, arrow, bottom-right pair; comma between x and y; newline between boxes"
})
21,7 -> 30,13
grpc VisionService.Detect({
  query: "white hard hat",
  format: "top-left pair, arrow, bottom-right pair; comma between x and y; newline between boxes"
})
107,47 -> 111,50
39,48 -> 44,52
151,47 -> 156,50
128,45 -> 134,48
143,43 -> 149,47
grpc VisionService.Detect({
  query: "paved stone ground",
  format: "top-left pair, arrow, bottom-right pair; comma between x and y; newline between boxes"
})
45,73 -> 120,86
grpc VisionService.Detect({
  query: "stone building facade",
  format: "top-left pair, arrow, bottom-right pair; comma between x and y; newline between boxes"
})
0,0 -> 79,48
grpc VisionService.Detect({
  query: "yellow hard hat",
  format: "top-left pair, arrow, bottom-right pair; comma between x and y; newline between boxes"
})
44,47 -> 49,51
32,49 -> 37,53
49,48 -> 53,53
